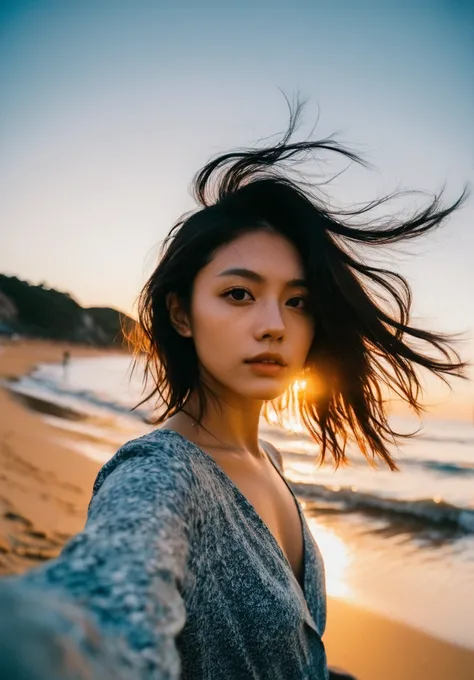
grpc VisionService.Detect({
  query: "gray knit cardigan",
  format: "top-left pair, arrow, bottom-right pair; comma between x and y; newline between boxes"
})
0,428 -> 329,679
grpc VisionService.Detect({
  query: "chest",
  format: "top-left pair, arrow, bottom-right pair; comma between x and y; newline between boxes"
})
212,453 -> 305,589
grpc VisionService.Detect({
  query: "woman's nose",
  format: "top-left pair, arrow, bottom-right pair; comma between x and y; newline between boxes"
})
255,302 -> 285,340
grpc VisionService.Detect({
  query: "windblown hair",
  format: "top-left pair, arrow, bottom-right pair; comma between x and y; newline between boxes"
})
127,101 -> 468,469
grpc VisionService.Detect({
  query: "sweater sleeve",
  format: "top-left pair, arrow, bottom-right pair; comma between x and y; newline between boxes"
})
0,433 -> 195,680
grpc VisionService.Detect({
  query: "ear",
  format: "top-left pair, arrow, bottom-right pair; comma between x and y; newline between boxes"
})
166,293 -> 193,338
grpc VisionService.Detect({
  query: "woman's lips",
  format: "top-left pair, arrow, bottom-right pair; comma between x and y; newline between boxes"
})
245,361 -> 287,376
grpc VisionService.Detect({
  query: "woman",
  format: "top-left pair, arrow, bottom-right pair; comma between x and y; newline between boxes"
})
0,102 -> 467,680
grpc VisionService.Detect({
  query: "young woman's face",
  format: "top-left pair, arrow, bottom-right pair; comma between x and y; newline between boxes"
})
186,230 -> 315,402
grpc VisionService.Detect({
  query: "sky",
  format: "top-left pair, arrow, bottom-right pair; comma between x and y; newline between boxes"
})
1,0 -> 473,419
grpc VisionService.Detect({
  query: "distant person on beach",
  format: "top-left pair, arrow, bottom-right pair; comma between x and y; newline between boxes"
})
62,350 -> 70,382
0,100 -> 468,680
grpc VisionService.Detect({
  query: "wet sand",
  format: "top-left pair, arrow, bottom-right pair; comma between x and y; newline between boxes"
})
324,598 -> 474,679
0,338 -> 122,573
1,338 -> 473,679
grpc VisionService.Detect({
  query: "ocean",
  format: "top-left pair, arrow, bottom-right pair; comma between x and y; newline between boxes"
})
6,353 -> 474,650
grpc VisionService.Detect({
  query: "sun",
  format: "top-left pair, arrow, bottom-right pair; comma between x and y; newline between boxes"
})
266,376 -> 323,433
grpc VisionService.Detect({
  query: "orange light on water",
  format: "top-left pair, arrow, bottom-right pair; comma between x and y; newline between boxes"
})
306,518 -> 352,598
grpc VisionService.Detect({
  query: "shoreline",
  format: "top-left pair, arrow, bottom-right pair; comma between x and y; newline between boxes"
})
0,336 -> 127,381
1,338 -> 473,678
0,338 -> 127,572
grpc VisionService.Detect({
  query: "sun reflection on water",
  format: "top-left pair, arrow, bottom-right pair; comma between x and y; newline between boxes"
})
305,515 -> 352,598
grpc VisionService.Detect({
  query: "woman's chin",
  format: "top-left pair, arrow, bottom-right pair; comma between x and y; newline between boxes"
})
243,384 -> 288,401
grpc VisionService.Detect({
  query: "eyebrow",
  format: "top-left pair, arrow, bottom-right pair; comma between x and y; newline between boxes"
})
217,267 -> 307,288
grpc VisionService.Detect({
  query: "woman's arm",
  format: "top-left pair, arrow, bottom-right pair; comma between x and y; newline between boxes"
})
0,434 -> 195,680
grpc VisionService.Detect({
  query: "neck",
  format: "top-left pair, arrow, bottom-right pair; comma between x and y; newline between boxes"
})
173,381 -> 265,459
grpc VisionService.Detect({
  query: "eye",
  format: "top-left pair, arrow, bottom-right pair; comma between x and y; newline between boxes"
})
286,295 -> 308,310
222,287 -> 254,302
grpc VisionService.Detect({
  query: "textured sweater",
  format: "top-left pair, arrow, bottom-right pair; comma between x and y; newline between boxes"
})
0,428 -> 329,679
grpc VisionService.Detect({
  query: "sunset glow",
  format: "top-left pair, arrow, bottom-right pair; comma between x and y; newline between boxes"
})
306,516 -> 352,599
267,378 -> 323,433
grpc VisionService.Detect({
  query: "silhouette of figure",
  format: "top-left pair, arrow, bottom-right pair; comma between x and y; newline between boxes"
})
62,350 -> 70,382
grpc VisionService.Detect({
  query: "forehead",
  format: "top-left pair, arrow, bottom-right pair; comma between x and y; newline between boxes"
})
206,230 -> 304,277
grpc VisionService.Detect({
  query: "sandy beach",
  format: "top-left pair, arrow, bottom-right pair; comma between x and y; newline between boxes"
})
0,338 -> 122,573
0,338 -> 473,679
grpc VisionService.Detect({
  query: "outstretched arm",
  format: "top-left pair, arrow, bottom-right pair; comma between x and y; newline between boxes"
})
0,434 -> 195,680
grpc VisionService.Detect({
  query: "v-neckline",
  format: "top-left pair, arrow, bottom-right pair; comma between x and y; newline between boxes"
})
159,429 -> 309,604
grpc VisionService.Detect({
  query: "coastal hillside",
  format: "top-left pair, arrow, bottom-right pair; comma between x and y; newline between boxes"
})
0,274 -> 135,347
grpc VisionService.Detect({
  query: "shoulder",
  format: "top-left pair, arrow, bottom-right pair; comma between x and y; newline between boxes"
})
90,429 -> 196,505
259,439 -> 284,474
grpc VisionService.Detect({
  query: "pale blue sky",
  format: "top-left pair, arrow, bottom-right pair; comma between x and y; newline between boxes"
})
1,0 -> 473,416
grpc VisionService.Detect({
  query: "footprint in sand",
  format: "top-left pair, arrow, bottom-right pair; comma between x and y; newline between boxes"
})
4,511 -> 33,528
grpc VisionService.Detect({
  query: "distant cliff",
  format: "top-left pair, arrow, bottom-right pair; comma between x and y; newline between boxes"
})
0,274 -> 136,348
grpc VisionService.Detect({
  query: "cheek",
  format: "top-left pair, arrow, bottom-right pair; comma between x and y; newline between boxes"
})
190,297 -> 237,360
192,296 -> 229,336
292,316 -> 315,359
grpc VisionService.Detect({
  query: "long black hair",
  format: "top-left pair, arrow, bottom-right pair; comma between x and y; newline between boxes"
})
127,100 -> 468,469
